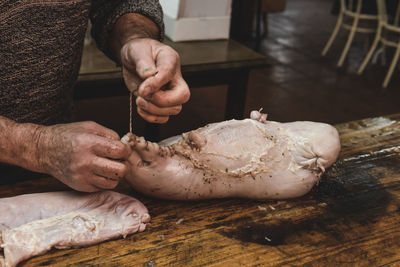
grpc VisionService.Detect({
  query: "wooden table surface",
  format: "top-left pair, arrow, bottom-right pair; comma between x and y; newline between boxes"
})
78,39 -> 266,78
2,114 -> 400,266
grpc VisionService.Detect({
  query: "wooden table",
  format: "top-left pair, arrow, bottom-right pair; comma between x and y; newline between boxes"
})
76,39 -> 268,122
2,114 -> 400,266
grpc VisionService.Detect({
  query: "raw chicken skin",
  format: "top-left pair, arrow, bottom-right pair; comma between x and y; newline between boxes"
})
0,191 -> 150,267
124,111 -> 341,200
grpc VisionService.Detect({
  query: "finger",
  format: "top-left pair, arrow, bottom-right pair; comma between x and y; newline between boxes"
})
90,175 -> 120,190
68,181 -> 101,193
123,67 -> 143,94
93,139 -> 131,160
147,78 -> 190,107
92,157 -> 128,180
138,49 -> 180,97
122,42 -> 157,79
137,107 -> 169,124
81,121 -> 120,140
136,97 -> 182,116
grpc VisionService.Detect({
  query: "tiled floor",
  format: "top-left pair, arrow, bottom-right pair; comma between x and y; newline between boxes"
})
74,0 -> 400,140
244,0 -> 400,124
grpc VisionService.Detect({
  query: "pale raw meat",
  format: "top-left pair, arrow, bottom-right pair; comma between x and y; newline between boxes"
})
123,110 -> 341,200
0,191 -> 150,267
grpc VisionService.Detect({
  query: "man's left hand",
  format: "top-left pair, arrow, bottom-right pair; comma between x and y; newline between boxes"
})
120,38 -> 190,123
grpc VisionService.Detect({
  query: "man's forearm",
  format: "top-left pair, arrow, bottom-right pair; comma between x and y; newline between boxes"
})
109,13 -> 160,62
0,115 -> 43,173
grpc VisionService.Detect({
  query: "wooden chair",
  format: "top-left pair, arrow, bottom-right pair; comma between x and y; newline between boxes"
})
254,0 -> 287,50
260,0 -> 286,37
358,0 -> 400,88
322,0 -> 379,67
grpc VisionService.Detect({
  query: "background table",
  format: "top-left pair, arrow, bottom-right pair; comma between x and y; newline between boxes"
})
2,113 -> 400,266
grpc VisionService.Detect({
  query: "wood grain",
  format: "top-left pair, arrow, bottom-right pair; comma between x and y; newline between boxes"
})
1,114 -> 400,266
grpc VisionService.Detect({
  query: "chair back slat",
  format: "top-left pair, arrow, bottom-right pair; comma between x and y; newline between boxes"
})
394,1 -> 400,25
376,0 -> 389,23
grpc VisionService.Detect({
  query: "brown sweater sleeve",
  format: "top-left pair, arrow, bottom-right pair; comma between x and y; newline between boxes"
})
90,0 -> 165,62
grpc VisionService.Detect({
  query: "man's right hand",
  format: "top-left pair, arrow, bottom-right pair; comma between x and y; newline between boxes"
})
35,121 -> 130,192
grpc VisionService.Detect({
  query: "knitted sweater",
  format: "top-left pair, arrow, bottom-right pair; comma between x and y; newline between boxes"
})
0,0 -> 164,183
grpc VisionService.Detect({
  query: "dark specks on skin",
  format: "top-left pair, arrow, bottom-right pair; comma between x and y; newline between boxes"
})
203,177 -> 212,184
150,188 -> 161,193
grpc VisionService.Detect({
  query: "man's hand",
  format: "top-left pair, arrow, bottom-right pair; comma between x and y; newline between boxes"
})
36,121 -> 130,192
121,38 -> 190,123
109,13 -> 190,124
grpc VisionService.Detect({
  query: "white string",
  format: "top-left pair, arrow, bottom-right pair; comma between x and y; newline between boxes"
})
129,91 -> 133,133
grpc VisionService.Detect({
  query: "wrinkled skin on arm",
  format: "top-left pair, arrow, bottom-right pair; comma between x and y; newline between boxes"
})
123,111 -> 341,200
0,116 -> 129,191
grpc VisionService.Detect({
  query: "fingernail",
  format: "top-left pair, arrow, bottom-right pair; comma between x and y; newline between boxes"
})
142,86 -> 148,95
138,85 -> 147,96
142,67 -> 154,75
141,88 -> 153,100
136,98 -> 146,109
